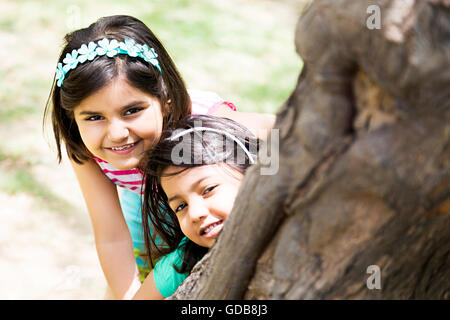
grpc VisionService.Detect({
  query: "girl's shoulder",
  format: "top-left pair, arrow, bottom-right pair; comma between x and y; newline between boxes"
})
153,237 -> 190,297
188,89 -> 236,115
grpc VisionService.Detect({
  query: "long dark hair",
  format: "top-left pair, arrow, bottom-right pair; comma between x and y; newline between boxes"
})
139,114 -> 260,274
43,15 -> 191,164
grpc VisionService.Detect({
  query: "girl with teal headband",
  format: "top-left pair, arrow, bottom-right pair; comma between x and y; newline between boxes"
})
44,15 -> 275,299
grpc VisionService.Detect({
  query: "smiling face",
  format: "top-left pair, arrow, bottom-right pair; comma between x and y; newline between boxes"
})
73,76 -> 165,170
161,164 -> 244,248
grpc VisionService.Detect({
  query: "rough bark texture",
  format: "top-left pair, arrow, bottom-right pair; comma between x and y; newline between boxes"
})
169,0 -> 450,299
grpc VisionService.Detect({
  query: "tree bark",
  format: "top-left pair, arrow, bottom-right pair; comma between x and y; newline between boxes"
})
169,0 -> 450,299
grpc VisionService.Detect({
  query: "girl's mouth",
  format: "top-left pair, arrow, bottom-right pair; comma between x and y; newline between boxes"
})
200,220 -> 224,238
108,141 -> 140,155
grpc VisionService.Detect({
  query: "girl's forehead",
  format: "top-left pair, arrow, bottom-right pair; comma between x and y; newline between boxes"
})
161,164 -> 243,187
74,76 -> 154,112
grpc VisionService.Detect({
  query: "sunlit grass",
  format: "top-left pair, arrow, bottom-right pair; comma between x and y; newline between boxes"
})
139,0 -> 303,113
0,149 -> 76,215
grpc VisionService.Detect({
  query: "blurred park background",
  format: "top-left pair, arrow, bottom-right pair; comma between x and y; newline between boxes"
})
0,0 -> 304,299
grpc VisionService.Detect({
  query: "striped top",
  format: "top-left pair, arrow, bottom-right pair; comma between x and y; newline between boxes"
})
93,90 -> 236,194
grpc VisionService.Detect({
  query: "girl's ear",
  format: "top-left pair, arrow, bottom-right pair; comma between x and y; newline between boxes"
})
163,99 -> 172,117
160,99 -> 171,118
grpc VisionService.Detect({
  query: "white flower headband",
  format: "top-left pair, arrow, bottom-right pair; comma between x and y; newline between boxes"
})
55,38 -> 161,87
169,127 -> 256,164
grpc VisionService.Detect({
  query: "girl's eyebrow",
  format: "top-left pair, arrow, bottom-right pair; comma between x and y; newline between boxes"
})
167,176 -> 209,203
78,101 -> 146,116
78,110 -> 100,116
168,194 -> 180,203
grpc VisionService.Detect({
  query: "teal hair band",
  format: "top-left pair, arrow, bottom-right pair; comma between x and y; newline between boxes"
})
55,38 -> 162,87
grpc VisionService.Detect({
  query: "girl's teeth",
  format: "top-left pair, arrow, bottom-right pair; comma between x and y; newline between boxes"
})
112,143 -> 134,151
204,222 -> 220,234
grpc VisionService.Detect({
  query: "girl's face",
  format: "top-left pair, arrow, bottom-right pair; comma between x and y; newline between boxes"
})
161,164 -> 244,248
74,76 -> 164,170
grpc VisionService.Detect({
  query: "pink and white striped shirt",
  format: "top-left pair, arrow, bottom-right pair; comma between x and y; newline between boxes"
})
93,90 -> 236,194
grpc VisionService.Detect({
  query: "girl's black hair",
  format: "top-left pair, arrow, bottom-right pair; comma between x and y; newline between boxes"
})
139,114 -> 260,274
43,15 -> 191,164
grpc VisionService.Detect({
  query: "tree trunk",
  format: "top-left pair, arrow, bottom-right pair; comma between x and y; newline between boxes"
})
169,0 -> 450,299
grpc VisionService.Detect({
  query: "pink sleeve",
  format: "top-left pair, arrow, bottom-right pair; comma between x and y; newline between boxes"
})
189,89 -> 237,115
206,101 -> 237,115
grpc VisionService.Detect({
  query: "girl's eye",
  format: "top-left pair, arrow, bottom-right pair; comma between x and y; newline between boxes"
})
86,115 -> 103,121
175,202 -> 187,213
124,107 -> 143,116
203,185 -> 217,196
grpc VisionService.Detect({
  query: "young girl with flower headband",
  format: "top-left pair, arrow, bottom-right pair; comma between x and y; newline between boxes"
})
44,15 -> 274,299
133,114 -> 259,299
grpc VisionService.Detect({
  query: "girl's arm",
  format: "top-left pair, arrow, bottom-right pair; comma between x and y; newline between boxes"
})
212,104 -> 276,140
133,269 -> 165,300
70,158 -> 141,299
133,244 -> 189,299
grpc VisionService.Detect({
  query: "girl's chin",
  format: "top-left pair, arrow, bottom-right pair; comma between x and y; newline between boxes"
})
106,157 -> 141,170
202,238 -> 216,249
192,238 -> 215,249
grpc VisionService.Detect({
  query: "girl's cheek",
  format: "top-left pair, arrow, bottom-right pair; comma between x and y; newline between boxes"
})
178,217 -> 188,234
79,125 -> 104,152
78,127 -> 95,145
77,127 -> 90,146
219,194 -> 236,219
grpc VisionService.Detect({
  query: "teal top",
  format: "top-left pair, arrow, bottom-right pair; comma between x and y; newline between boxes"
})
153,237 -> 190,298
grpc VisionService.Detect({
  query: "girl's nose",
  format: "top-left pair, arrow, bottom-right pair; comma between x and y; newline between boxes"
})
188,198 -> 209,223
107,119 -> 129,142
